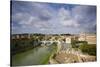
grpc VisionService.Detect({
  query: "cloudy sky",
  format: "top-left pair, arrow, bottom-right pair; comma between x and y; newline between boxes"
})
11,1 -> 96,34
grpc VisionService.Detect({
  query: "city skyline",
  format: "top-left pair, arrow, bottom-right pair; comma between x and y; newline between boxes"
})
11,1 -> 96,34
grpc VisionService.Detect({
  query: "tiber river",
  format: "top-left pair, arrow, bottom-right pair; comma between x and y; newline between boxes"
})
12,45 -> 56,66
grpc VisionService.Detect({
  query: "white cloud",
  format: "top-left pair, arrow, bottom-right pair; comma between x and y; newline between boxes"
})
58,7 -> 79,27
61,19 -> 79,27
18,16 -> 38,25
58,8 -> 71,20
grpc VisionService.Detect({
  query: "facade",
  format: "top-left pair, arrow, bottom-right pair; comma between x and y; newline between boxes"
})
78,33 -> 86,41
12,34 -> 31,39
65,36 -> 71,43
78,33 -> 96,44
86,34 -> 96,44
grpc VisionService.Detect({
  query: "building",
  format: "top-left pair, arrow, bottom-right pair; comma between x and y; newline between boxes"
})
86,34 -> 96,44
78,33 -> 86,41
78,33 -> 96,44
65,36 -> 71,43
11,34 -> 32,39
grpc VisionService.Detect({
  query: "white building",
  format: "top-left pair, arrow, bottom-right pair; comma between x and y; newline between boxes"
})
65,36 -> 71,43
78,33 -> 86,41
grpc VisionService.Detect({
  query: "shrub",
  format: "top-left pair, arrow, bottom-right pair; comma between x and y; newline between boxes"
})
79,44 -> 96,56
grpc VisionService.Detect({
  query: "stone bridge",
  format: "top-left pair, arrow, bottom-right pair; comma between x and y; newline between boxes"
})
40,41 -> 61,53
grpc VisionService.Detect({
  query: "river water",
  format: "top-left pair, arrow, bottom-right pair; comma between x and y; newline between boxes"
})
12,46 -> 54,66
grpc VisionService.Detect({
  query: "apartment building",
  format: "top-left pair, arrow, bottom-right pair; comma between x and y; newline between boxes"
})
78,33 -> 96,44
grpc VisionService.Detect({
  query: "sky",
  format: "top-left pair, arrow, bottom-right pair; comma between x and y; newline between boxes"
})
11,1 -> 96,34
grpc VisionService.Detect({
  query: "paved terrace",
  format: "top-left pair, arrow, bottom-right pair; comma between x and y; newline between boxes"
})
53,48 -> 96,64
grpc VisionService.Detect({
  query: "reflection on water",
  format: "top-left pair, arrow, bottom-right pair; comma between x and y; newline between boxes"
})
12,46 -> 53,66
